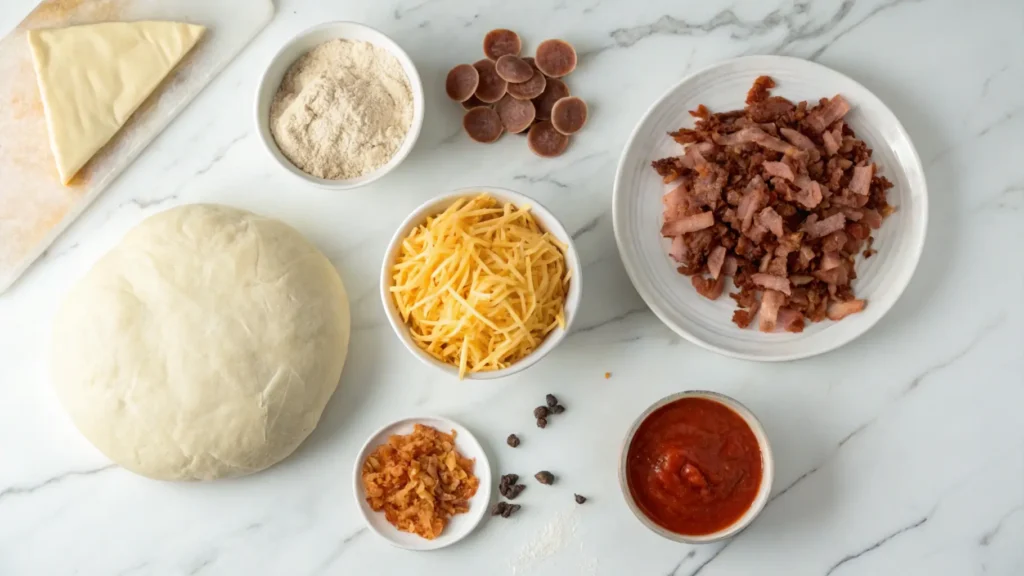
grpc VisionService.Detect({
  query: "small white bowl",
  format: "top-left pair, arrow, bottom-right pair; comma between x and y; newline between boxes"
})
353,416 -> 492,551
619,390 -> 775,544
380,187 -> 583,380
254,21 -> 425,189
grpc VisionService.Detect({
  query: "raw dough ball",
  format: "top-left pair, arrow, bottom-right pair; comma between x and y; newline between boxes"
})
52,205 -> 351,481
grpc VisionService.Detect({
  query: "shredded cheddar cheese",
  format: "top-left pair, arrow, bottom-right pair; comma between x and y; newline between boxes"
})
390,194 -> 570,379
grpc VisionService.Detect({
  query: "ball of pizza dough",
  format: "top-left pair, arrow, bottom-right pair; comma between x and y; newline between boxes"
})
52,204 -> 350,481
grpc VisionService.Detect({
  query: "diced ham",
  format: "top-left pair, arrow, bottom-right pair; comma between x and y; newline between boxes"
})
692,164 -> 727,208
860,208 -> 883,229
805,95 -> 852,133
779,127 -> 816,151
759,290 -> 785,332
821,230 -> 849,253
759,253 -> 772,273
758,206 -> 785,237
826,299 -> 866,320
692,274 -> 725,300
680,145 -> 708,170
821,251 -> 843,271
707,246 -> 727,279
790,275 -> 814,286
714,127 -> 797,155
662,182 -> 692,221
661,211 -> 715,236
822,130 -> 840,156
849,164 -> 874,195
814,265 -> 850,286
762,161 -> 795,181
751,273 -> 792,296
776,308 -> 805,333
802,213 -> 847,238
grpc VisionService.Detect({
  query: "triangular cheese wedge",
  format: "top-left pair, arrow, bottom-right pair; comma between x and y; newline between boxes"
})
27,21 -> 206,185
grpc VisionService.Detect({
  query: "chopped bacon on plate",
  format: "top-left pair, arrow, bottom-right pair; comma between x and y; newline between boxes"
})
652,76 -> 894,331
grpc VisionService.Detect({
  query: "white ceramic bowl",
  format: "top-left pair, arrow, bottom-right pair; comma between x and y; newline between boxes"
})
619,390 -> 775,544
613,55 -> 928,361
381,187 -> 583,380
254,21 -> 425,189
353,416 -> 492,551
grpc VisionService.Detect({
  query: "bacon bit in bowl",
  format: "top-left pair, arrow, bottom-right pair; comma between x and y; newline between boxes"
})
652,75 -> 895,332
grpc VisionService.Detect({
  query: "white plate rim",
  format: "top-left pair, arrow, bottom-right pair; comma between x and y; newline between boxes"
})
352,415 -> 492,550
612,55 -> 928,362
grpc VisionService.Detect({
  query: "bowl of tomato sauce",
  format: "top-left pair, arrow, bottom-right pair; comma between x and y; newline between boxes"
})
619,391 -> 774,543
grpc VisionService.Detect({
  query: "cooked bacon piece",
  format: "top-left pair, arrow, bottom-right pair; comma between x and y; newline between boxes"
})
692,274 -> 725,300
732,301 -> 760,329
803,213 -> 847,238
654,77 -> 890,331
776,308 -> 805,333
662,212 -> 714,236
746,75 -> 776,104
758,206 -> 785,238
707,246 -> 727,279
751,273 -> 792,296
762,161 -> 795,181
723,256 -> 739,277
669,235 -> 687,262
850,164 -> 874,195
780,127 -> 816,151
792,176 -> 824,209
759,290 -> 785,332
821,251 -> 843,271
827,299 -> 866,320
748,96 -> 795,122
805,95 -> 852,133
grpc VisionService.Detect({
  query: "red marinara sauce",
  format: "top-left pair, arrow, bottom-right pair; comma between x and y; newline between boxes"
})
626,396 -> 763,536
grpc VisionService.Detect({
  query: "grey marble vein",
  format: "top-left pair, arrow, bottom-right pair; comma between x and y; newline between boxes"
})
118,193 -> 179,211
809,0 -> 924,60
665,549 -> 697,576
978,503 -> 1024,546
687,540 -> 732,576
188,132 -> 250,180
571,213 -> 603,240
980,63 -> 1011,98
975,185 -> 1023,213
512,173 -> 569,188
311,527 -> 368,574
0,464 -> 117,504
904,316 -> 1004,393
823,514 -> 930,575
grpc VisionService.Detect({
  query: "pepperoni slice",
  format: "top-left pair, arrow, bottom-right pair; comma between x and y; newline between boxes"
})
507,65 -> 546,100
463,106 -> 504,143
532,78 -> 569,120
460,95 -> 486,110
483,29 -> 521,60
527,121 -> 569,157
534,39 -> 577,78
495,55 -> 534,83
495,95 -> 536,134
472,59 -> 508,103
445,63 -> 480,102
550,96 -> 588,135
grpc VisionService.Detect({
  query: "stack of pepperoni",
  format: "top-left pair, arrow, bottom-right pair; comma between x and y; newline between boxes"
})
445,29 -> 588,158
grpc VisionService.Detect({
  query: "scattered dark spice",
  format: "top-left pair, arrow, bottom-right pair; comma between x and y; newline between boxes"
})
535,470 -> 555,485
507,484 -> 526,500
533,406 -> 549,419
506,504 -> 521,517
491,501 -> 508,516
551,404 -> 565,414
545,394 -> 558,407
501,503 -> 513,518
574,494 -> 587,504
536,417 -> 547,429
506,434 -> 520,448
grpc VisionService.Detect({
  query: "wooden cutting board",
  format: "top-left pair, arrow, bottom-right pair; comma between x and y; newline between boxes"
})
0,0 -> 274,293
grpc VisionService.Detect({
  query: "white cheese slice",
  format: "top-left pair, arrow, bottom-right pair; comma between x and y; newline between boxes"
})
27,21 -> 206,185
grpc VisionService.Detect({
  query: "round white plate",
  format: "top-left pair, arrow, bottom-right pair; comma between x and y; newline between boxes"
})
612,55 -> 928,361
353,416 -> 492,550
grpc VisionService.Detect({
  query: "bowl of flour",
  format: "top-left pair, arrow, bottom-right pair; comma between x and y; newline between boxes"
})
256,22 -> 424,189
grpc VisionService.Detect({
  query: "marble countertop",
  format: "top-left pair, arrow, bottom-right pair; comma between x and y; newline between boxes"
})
1,0 -> 1022,574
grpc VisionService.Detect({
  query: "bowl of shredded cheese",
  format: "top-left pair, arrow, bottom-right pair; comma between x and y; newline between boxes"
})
381,188 -> 581,380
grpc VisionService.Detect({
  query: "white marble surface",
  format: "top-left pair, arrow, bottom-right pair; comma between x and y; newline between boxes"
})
1,0 -> 1022,574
